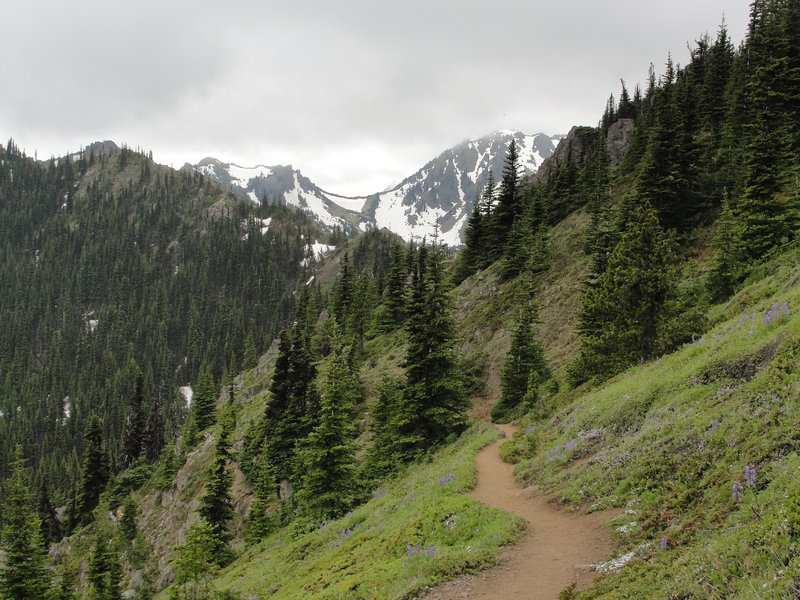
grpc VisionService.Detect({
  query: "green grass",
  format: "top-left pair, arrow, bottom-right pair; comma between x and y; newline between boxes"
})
509,249 -> 800,598
206,423 -> 525,599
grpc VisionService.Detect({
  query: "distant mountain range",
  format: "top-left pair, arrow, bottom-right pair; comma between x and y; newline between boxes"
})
183,130 -> 561,246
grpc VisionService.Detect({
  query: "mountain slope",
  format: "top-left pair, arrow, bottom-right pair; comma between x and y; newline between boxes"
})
186,130 -> 560,246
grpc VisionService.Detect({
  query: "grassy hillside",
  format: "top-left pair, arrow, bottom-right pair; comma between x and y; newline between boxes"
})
500,247 -> 800,598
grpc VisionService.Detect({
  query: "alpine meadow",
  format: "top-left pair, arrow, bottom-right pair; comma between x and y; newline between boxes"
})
2,1 -> 800,599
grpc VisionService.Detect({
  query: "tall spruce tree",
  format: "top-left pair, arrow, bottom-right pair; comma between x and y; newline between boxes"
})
192,364 -> 217,432
294,329 -> 360,525
70,413 -> 109,530
489,140 -> 521,258
395,242 -> 468,460
198,409 -> 235,565
493,298 -> 549,422
571,201 -> 697,383
0,447 -> 52,600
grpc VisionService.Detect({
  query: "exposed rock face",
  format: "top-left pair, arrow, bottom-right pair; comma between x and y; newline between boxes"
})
535,126 -> 598,185
606,118 -> 635,166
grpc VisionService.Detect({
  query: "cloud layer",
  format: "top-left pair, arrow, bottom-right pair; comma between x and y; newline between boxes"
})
1,0 -> 749,195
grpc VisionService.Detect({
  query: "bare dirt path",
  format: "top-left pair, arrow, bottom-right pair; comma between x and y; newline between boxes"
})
420,424 -> 615,600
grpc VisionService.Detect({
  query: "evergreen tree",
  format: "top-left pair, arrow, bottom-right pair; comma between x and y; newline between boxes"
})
192,364 -> 217,432
489,140 -> 521,257
245,449 -> 276,544
121,367 -> 146,469
87,527 -> 122,600
294,330 -> 360,525
198,412 -> 235,565
71,413 -> 109,530
170,521 -> 218,600
0,447 -> 52,600
395,242 -> 469,460
363,375 -> 404,480
493,298 -> 549,422
242,331 -> 258,372
571,201 -> 700,383
37,480 -> 63,545
119,495 -> 138,542
705,192 -> 740,301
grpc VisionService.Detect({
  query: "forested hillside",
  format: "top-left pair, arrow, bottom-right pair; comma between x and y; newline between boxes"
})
0,142 -> 327,518
1,1 -> 800,599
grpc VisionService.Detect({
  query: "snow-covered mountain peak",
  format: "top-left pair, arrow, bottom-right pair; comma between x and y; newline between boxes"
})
186,130 -> 559,246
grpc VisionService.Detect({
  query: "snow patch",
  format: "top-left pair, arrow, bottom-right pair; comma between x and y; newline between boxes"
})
300,242 -> 335,266
260,217 -> 272,235
179,386 -> 193,407
227,164 -> 272,186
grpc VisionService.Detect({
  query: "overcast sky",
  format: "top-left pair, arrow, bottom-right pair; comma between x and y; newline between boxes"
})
2,1 -> 750,196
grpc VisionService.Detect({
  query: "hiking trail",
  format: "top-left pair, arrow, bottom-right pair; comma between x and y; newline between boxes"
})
419,424 -> 616,600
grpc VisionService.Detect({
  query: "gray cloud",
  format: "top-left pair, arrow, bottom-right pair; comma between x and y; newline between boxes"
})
1,0 -> 750,195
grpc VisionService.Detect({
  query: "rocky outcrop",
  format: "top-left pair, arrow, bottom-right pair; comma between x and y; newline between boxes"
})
535,126 -> 598,185
606,118 -> 635,166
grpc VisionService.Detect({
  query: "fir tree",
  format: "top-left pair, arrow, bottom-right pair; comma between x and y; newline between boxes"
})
493,298 -> 549,422
71,413 -> 109,530
192,364 -> 217,432
294,330 -> 360,525
87,527 -> 122,600
245,449 -> 276,544
0,447 -> 52,600
170,521 -> 218,600
242,331 -> 258,372
121,367 -> 146,469
489,140 -> 521,257
571,201 -> 700,383
198,411 -> 235,565
395,242 -> 469,459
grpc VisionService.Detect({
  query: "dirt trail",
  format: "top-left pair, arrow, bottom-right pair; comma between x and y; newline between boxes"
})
420,424 -> 615,600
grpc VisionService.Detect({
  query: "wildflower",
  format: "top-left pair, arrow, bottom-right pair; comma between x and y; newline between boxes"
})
564,439 -> 576,451
745,464 -> 756,489
733,480 -> 744,503
780,301 -> 789,317
438,473 -> 456,486
525,425 -> 536,435
710,420 -> 719,431
660,536 -> 668,550
426,545 -> 437,558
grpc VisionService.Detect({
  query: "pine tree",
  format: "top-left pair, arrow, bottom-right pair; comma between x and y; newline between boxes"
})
170,521 -> 218,600
395,242 -> 469,459
493,298 -> 549,421
294,330 -> 360,525
245,449 -> 276,544
198,412 -> 235,565
119,495 -> 138,542
192,364 -> 217,432
87,528 -> 122,600
71,413 -> 109,530
0,447 -> 52,600
571,201 -> 699,383
121,367 -> 146,469
242,331 -> 258,371
489,140 -> 521,257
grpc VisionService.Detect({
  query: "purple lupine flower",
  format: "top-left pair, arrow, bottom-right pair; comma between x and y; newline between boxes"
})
732,480 -> 744,503
780,301 -> 789,317
660,536 -> 668,550
710,420 -> 719,431
525,424 -> 537,435
744,464 -> 756,489
749,326 -> 755,338
426,545 -> 437,558
564,439 -> 576,451
407,544 -> 416,557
